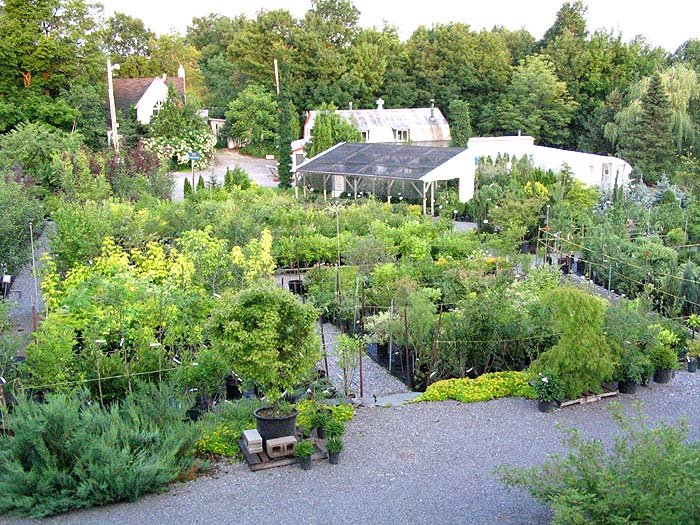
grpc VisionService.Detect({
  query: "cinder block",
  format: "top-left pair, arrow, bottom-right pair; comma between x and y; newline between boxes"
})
243,429 -> 263,454
266,436 -> 297,458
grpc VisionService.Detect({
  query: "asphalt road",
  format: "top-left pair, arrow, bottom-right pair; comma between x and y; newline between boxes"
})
7,370 -> 700,525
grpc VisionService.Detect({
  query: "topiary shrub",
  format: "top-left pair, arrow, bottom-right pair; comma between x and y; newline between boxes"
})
497,404 -> 700,524
528,287 -> 617,400
0,385 -> 201,517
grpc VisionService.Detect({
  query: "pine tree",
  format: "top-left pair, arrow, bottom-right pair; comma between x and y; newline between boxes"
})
618,73 -> 674,184
196,176 -> 205,192
183,177 -> 193,197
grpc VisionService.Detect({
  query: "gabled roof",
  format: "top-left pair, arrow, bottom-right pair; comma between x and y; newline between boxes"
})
296,142 -> 467,181
112,76 -> 185,111
307,107 -> 448,131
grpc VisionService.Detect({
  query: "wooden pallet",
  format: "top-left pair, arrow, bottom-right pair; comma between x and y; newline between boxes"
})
239,438 -> 327,472
559,388 -> 618,408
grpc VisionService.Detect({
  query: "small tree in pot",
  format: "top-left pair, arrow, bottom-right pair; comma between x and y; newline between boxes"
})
207,286 -> 320,440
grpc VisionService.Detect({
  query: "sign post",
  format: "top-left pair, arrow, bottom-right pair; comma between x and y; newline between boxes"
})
188,151 -> 201,191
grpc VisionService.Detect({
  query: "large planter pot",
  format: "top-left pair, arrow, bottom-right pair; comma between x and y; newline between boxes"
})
254,407 -> 299,443
537,400 -> 556,413
688,358 -> 698,373
299,456 -> 312,470
618,380 -> 639,394
653,368 -> 674,384
328,452 -> 340,465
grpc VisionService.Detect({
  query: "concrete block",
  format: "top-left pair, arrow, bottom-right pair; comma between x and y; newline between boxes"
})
266,436 -> 297,458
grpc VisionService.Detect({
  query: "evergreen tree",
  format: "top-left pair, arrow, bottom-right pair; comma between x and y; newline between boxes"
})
276,62 -> 294,189
448,99 -> 472,147
196,176 -> 205,192
305,104 -> 362,157
183,177 -> 193,197
618,73 -> 674,183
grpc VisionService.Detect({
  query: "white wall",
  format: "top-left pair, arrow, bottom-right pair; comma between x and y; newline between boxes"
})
134,76 -> 168,125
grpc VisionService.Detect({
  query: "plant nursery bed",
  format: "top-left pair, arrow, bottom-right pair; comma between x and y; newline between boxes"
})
239,436 -> 327,472
559,386 -> 618,408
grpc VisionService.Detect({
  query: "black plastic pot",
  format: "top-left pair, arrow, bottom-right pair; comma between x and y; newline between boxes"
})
537,400 -> 556,413
618,380 -> 638,394
254,407 -> 299,443
329,452 -> 340,465
653,368 -> 674,384
299,456 -> 312,470
688,358 -> 698,373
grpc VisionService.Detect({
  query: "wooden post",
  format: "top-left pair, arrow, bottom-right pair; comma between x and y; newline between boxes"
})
319,316 -> 329,378
403,306 -> 413,389
359,281 -> 365,398
430,181 -> 435,216
427,305 -> 443,387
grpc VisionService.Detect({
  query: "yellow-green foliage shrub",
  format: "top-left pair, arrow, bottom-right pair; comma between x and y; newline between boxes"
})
417,371 -> 536,403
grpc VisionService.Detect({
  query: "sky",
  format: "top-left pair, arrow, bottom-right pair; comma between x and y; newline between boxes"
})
100,0 -> 697,53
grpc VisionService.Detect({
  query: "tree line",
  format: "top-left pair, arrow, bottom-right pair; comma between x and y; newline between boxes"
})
1,0 -> 700,183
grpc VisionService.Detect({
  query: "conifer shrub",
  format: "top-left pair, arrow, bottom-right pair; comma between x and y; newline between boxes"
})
0,384 -> 201,517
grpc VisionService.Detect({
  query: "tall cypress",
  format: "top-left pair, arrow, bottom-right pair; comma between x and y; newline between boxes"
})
276,61 -> 294,189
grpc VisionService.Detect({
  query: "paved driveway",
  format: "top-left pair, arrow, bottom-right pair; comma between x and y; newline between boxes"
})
171,150 -> 279,200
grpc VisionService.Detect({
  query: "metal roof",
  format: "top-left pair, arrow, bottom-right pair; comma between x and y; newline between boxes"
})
296,142 -> 467,181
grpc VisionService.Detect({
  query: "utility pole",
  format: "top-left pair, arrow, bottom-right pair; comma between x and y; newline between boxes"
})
107,58 -> 120,152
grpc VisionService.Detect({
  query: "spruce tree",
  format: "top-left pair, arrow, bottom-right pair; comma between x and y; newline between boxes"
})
618,73 -> 674,184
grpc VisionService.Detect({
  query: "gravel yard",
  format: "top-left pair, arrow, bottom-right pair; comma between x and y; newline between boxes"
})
9,369 -> 698,525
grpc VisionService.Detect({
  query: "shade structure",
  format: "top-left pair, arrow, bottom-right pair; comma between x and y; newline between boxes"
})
295,142 -> 474,209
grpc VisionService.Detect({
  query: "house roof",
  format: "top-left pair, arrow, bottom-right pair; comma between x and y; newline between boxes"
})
112,76 -> 185,111
307,107 -> 448,131
296,142 -> 467,181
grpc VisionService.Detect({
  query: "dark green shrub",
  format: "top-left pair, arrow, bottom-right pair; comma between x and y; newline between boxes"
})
497,405 -> 700,524
0,385 -> 200,517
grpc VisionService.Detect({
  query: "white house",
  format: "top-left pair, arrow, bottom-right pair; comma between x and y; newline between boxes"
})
291,99 -> 451,171
112,65 -> 186,125
466,135 -> 632,191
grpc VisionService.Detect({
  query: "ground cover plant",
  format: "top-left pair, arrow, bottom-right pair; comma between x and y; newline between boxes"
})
416,371 -> 536,403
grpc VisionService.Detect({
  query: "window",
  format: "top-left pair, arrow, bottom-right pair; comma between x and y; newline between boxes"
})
394,128 -> 410,142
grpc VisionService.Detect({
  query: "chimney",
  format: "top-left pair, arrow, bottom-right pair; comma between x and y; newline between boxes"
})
429,98 -> 435,121
349,101 -> 353,111
376,97 -> 384,110
177,64 -> 186,78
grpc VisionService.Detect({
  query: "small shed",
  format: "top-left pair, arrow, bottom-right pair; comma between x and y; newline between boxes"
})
295,142 -> 474,213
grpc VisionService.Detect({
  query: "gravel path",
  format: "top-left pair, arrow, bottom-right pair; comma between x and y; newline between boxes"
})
7,370 -> 700,525
5,222 -> 54,355
318,322 -> 409,400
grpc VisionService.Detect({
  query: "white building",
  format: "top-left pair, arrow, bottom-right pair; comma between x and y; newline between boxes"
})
291,99 -> 451,171
466,135 -> 632,191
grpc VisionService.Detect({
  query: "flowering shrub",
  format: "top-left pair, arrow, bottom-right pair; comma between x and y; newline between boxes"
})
142,128 -> 216,170
531,372 -> 565,402
417,371 -> 536,403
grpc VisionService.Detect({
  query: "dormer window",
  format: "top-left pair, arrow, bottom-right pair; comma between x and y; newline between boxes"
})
394,128 -> 410,142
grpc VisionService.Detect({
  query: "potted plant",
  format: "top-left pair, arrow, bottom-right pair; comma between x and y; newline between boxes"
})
532,372 -> 563,413
295,440 -> 315,470
326,436 -> 343,465
617,348 -> 651,394
207,286 -> 320,442
687,340 -> 700,373
325,417 -> 345,439
311,410 -> 331,439
650,327 -> 679,384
